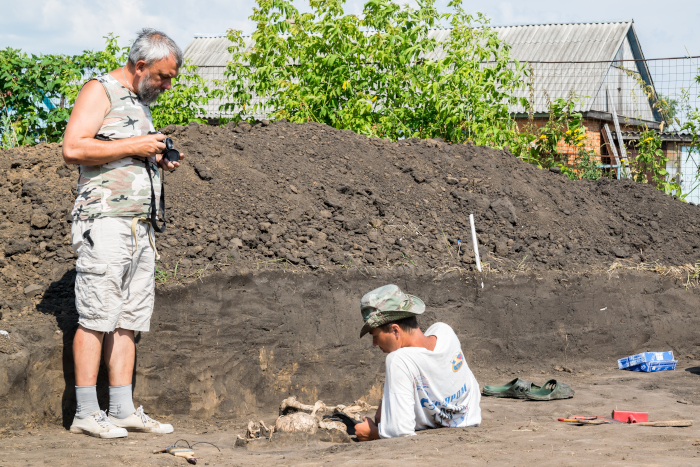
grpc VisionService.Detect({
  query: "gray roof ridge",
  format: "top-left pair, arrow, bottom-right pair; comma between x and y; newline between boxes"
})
487,19 -> 632,29
191,20 -> 635,40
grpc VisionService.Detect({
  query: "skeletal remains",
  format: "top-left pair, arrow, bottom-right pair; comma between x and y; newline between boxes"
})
243,396 -> 378,440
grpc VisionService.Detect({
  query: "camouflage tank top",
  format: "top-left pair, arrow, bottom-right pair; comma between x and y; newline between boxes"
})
71,73 -> 161,220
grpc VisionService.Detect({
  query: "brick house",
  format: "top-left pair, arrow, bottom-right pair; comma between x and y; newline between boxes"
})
480,21 -> 697,201
482,21 -> 660,167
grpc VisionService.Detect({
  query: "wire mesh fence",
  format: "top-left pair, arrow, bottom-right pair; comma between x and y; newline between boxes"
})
195,66 -> 270,120
518,56 -> 700,130
514,56 -> 700,202
197,57 -> 700,128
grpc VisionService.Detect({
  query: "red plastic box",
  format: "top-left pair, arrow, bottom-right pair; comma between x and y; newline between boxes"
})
612,411 -> 649,423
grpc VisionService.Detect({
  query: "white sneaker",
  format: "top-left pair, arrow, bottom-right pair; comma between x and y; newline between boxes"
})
69,410 -> 128,439
109,406 -> 174,434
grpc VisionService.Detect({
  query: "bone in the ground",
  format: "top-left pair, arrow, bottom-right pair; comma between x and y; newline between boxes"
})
318,419 -> 349,431
275,412 -> 319,434
244,397 -> 379,438
279,396 -> 327,416
279,396 -> 377,421
246,420 -> 273,439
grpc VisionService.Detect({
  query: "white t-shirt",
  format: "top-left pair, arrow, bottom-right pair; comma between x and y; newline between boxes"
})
378,322 -> 481,438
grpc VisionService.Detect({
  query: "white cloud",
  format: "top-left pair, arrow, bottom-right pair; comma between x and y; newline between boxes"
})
0,0 -> 256,54
0,0 -> 698,58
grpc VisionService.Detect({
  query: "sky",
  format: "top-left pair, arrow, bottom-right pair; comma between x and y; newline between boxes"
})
0,0 -> 698,58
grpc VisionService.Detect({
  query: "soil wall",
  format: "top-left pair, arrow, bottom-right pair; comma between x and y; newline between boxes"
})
2,269 -> 699,430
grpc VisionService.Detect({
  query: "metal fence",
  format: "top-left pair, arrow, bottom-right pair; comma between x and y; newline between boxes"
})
518,56 -> 700,130
195,66 -> 270,120
197,56 -> 700,127
516,56 -> 700,203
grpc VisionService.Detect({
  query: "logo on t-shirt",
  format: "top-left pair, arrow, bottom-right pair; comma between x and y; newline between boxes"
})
451,352 -> 464,372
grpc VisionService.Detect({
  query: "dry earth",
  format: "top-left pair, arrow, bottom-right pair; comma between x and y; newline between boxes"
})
2,365 -> 699,466
3,120 -> 700,322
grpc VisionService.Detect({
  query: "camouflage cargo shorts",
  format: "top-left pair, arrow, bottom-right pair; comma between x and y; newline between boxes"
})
71,217 -> 156,333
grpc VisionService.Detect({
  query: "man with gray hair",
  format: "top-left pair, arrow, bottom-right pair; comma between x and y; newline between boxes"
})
62,28 -> 184,438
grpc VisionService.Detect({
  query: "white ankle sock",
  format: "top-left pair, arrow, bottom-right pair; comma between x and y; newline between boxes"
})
109,384 -> 136,419
75,386 -> 100,419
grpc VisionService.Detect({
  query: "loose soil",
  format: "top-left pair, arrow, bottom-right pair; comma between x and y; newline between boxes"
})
2,366 -> 700,466
1,122 -> 700,465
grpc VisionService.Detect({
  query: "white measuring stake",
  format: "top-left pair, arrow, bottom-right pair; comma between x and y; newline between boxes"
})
469,214 -> 482,273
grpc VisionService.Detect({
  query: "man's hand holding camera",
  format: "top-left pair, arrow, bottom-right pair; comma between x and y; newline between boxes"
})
156,150 -> 183,171
134,133 -> 184,171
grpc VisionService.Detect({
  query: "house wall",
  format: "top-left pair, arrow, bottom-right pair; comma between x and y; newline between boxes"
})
665,143 -> 700,203
512,117 -> 688,185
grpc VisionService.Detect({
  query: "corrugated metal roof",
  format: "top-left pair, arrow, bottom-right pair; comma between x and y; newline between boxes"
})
183,36 -> 256,66
620,130 -> 696,139
184,21 -> 633,66
491,22 -> 630,62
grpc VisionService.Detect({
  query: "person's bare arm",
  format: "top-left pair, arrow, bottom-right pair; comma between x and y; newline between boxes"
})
62,80 -> 167,165
375,400 -> 382,424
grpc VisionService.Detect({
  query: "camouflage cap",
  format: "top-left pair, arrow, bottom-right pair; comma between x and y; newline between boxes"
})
359,284 -> 425,337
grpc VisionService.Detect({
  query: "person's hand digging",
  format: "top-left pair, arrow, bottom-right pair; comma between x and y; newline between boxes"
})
354,417 -> 380,442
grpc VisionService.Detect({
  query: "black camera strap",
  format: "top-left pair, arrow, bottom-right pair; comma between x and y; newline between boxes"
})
144,159 -> 166,233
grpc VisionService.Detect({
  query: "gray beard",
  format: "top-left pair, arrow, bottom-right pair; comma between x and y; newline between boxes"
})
137,72 -> 164,106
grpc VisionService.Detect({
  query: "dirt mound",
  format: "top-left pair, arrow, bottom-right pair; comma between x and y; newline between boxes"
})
1,120 -> 699,319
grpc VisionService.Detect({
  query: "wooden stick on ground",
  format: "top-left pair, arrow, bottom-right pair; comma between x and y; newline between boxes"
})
635,420 -> 693,427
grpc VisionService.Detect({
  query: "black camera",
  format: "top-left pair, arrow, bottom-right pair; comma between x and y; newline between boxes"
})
149,131 -> 181,163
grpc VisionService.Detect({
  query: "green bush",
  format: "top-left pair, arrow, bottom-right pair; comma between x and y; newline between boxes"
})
681,72 -> 700,178
0,48 -> 100,145
0,34 -> 210,146
150,60 -> 210,128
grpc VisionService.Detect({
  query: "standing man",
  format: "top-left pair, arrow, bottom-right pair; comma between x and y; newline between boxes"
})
62,28 -> 183,438
353,285 -> 481,441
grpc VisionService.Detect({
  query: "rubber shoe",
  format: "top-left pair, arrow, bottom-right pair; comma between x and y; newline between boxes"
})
109,406 -> 174,434
69,410 -> 128,439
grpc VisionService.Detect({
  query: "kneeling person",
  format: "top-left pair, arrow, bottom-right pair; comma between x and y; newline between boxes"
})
354,285 -> 481,441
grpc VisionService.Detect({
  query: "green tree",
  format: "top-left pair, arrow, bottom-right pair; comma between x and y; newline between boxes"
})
0,47 -> 103,145
657,93 -> 679,129
216,0 -> 527,146
679,71 -> 700,199
0,34 -> 209,146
